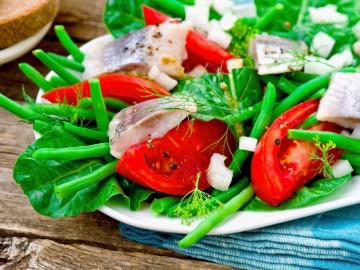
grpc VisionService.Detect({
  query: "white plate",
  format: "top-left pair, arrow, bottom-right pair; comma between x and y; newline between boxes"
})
0,22 -> 52,66
37,25 -> 360,236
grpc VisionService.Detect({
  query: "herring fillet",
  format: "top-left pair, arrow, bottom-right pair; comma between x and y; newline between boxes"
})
108,98 -> 197,158
83,23 -> 190,79
249,33 -> 308,75
317,72 -> 360,129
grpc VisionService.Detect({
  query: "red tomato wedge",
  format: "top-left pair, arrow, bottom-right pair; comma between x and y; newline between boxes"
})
116,119 -> 236,195
142,5 -> 234,73
251,99 -> 343,206
42,74 -> 169,105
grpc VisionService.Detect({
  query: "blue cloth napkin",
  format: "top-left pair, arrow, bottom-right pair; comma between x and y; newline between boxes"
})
119,204 -> 360,270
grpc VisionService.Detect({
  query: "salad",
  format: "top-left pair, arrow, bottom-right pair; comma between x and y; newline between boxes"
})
1,0 -> 360,248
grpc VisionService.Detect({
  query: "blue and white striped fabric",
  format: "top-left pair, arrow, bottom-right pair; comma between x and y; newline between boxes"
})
119,204 -> 360,270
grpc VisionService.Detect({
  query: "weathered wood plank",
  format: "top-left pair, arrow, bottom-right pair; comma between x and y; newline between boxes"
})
0,237 -> 234,270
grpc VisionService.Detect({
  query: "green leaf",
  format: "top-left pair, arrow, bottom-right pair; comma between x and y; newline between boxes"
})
244,174 -> 352,211
103,0 -> 167,38
13,126 -> 122,217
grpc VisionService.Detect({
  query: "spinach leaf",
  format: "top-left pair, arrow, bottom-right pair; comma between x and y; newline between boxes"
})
103,0 -> 167,38
13,127 -> 122,217
118,177 -> 155,211
244,174 -> 352,211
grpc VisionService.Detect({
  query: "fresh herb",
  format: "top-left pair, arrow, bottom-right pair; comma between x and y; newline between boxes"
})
173,173 -> 223,225
311,136 -> 337,178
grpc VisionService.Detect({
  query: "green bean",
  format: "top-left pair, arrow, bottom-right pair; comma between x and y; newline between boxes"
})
55,160 -> 117,198
306,87 -> 326,100
229,82 -> 276,176
167,177 -> 250,217
33,49 -> 81,85
48,52 -> 85,73
254,3 -> 284,31
341,152 -> 360,168
78,97 -> 93,109
298,113 -> 319,129
25,103 -> 115,121
54,25 -> 85,63
222,101 -> 262,125
63,122 -> 109,141
104,97 -> 130,111
150,196 -> 181,216
154,0 -> 185,18
272,74 -> 330,120
272,67 -> 355,120
0,93 -> 40,120
277,76 -> 299,95
33,142 -> 110,160
48,75 -> 69,87
178,184 -> 254,248
33,120 -> 60,135
89,78 -> 109,133
288,130 -> 360,153
285,72 -> 318,82
18,63 -> 55,91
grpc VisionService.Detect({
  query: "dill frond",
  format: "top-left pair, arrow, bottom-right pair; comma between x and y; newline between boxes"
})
173,172 -> 223,225
310,135 -> 337,178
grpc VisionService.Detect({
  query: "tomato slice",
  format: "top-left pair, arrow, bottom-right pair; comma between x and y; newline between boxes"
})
251,99 -> 343,206
142,5 -> 233,73
42,74 -> 169,105
116,119 -> 236,195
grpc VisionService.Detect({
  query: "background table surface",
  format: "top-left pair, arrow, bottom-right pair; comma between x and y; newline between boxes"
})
0,0 -> 236,269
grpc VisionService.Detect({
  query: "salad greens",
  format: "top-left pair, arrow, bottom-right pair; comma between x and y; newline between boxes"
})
0,0 -> 359,248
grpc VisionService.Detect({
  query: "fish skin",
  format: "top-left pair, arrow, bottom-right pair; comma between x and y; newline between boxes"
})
317,72 -> 360,129
108,97 -> 197,158
83,23 -> 190,79
249,33 -> 308,75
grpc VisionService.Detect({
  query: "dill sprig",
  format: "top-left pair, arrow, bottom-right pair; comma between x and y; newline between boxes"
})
310,135 -> 337,178
173,172 -> 223,226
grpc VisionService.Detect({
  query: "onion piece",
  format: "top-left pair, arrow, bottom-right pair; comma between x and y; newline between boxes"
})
304,58 -> 334,75
353,41 -> 360,57
328,159 -> 354,178
311,32 -> 335,58
187,65 -> 207,78
185,5 -> 209,32
219,12 -> 238,31
226,58 -> 243,72
352,21 -> 360,40
350,125 -> 360,139
239,136 -> 258,152
207,28 -> 232,49
309,5 -> 348,24
207,153 -> 233,191
212,0 -> 234,16
195,0 -> 213,7
148,65 -> 178,91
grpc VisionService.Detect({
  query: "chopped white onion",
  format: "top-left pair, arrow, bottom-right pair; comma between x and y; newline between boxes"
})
207,153 -> 233,191
352,21 -> 360,40
226,58 -> 244,72
304,58 -> 334,75
328,47 -> 354,70
234,3 -> 257,17
340,129 -> 351,137
212,0 -> 234,16
187,65 -> 207,78
350,125 -> 360,139
239,136 -> 258,152
195,0 -> 213,7
185,5 -> 209,33
353,41 -> 360,57
148,65 -> 178,90
311,32 -> 335,58
328,159 -> 354,178
219,12 -> 238,31
207,28 -> 232,49
309,5 -> 348,24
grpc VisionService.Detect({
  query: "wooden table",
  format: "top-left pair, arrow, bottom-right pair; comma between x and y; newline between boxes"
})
0,1 -> 235,269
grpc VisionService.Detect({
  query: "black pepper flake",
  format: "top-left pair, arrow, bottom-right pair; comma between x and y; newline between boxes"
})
163,152 -> 170,158
170,162 -> 178,170
153,31 -> 162,38
168,39 -> 173,44
275,138 -> 281,145
124,47 -> 129,51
